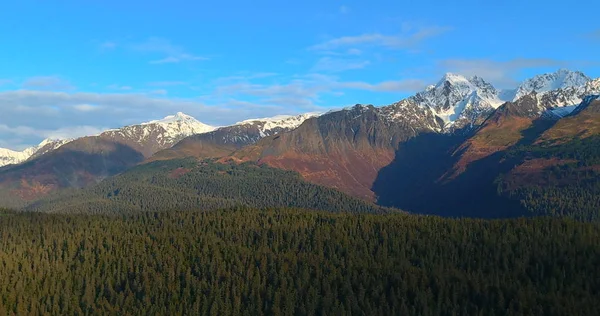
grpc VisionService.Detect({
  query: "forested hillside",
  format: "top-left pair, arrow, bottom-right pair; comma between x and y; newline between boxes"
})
0,208 -> 598,315
498,135 -> 600,221
27,159 -> 390,214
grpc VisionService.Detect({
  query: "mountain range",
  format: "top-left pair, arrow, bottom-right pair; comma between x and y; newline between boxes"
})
1,69 -> 599,220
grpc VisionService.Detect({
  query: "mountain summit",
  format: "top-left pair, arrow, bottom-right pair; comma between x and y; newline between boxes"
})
410,73 -> 504,128
514,69 -> 590,100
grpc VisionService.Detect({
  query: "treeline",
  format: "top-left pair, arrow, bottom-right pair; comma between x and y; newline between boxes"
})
0,208 -> 598,315
27,159 -> 390,215
499,135 -> 600,221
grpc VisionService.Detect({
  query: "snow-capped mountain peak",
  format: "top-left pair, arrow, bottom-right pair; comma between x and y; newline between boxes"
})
390,69 -> 598,131
141,112 -> 216,133
99,113 -> 217,157
0,138 -> 72,167
514,69 -> 590,100
143,112 -> 200,125
234,112 -> 321,137
436,72 -> 471,87
409,73 -> 503,128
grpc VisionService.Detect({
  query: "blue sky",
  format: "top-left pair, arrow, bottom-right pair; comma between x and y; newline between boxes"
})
1,0 -> 600,149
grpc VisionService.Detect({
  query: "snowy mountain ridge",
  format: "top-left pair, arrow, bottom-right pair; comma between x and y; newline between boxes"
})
372,69 -> 600,130
234,112 -> 322,137
101,112 -> 217,150
1,69 -> 599,166
0,138 -> 72,167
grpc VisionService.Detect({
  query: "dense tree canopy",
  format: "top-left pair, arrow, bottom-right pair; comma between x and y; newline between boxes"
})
0,207 -> 598,315
27,159 -> 391,215
500,135 -> 600,221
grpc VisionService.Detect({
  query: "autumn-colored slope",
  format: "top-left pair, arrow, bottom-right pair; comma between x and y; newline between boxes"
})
443,94 -> 543,180
232,105 -> 426,201
0,137 -> 144,204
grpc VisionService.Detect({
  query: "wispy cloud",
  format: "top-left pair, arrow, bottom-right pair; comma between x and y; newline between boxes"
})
147,81 -> 188,87
73,104 -> 101,112
311,57 -> 370,72
339,79 -> 426,92
214,73 -> 425,112
107,84 -> 133,91
215,72 -> 278,83
132,37 -> 208,64
100,41 -> 117,50
0,89 -> 288,148
150,89 -> 168,95
439,58 -> 566,87
309,26 -> 451,52
339,5 -> 350,14
0,123 -> 106,141
22,76 -> 74,90
0,79 -> 12,86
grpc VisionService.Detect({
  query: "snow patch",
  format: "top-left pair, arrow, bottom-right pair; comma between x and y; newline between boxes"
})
549,105 -> 578,117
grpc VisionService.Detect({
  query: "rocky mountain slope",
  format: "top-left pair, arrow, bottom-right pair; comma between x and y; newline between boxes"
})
149,113 -> 320,161
220,70 -> 600,206
1,69 -> 599,216
230,104 -> 438,200
0,112 -> 213,168
0,112 -> 321,206
99,112 -> 216,157
0,139 -> 71,167
375,94 -> 600,220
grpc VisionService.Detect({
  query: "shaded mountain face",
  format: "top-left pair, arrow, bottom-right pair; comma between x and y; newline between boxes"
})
374,95 -> 600,220
231,104 -> 439,200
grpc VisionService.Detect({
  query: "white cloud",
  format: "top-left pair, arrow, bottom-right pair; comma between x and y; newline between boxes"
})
150,89 -> 168,95
338,79 -> 426,92
44,126 -> 107,139
0,123 -> 105,141
0,89 -> 304,149
340,5 -> 350,14
147,81 -> 187,87
0,71 -> 427,149
439,58 -> 565,88
73,104 -> 101,112
215,72 -> 278,83
132,37 -> 208,64
311,57 -> 370,72
107,84 -> 133,91
214,73 -> 425,110
22,76 -> 74,90
309,26 -> 451,51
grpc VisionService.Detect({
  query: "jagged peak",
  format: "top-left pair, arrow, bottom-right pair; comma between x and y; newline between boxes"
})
435,73 -> 470,87
142,112 -> 206,125
236,112 -> 321,125
515,69 -> 591,100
